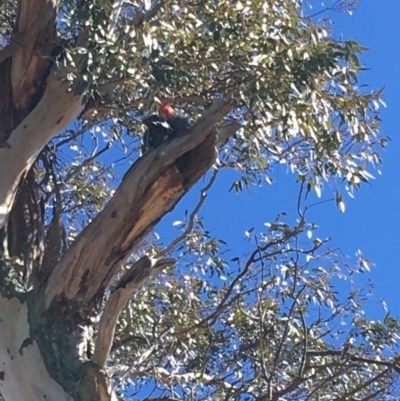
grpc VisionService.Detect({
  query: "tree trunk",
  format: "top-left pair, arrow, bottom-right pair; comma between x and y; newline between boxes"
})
0,0 -> 241,397
0,70 -> 85,229
0,96 -> 238,400
0,295 -> 72,401
0,293 -> 119,401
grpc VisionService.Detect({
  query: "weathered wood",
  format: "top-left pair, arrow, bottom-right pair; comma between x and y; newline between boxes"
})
11,0 -> 58,111
0,70 -> 85,229
0,0 -> 59,147
44,97 -> 237,309
0,295 -> 72,401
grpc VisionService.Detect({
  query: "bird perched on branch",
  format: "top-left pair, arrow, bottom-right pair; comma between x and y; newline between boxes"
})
142,102 -> 192,153
142,114 -> 173,152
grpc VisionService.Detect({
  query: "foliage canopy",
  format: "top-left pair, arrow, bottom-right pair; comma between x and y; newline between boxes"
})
0,0 -> 397,400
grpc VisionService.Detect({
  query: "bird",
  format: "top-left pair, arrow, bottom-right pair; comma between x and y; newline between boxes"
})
141,102 -> 192,153
142,114 -> 173,152
158,101 -> 192,138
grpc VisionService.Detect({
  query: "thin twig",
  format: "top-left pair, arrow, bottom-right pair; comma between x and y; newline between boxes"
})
159,169 -> 219,257
273,285 -> 306,369
63,144 -> 110,184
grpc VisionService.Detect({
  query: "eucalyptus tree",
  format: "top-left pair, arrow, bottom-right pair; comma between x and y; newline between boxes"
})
0,0 -> 397,400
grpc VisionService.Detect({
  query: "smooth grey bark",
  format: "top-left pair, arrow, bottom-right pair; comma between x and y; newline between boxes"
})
0,2 -> 241,400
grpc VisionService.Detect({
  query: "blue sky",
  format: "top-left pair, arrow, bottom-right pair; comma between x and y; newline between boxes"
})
318,1 -> 400,310
159,1 -> 400,317
306,0 -> 400,310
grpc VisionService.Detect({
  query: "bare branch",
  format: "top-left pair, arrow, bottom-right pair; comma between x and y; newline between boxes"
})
108,0 -> 165,37
159,168 -> 219,257
164,96 -> 210,107
273,286 -> 306,369
307,350 -> 400,371
111,334 -> 148,352
63,144 -> 110,184
184,57 -> 226,67
297,300 -> 308,378
55,124 -> 92,149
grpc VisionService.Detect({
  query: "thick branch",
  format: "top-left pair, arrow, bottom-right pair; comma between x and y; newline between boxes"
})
216,120 -> 241,148
12,0 -> 58,110
0,70 -> 85,229
0,0 -> 59,147
92,256 -> 175,368
44,97 -> 238,309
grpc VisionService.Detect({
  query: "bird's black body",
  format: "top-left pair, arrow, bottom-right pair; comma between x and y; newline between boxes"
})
141,112 -> 192,153
142,115 -> 173,152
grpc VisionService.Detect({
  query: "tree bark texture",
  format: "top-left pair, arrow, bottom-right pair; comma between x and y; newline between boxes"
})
44,97 -> 236,310
0,2 -> 240,399
0,94 -> 238,400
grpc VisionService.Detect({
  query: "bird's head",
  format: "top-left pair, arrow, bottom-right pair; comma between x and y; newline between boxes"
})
158,101 -> 175,121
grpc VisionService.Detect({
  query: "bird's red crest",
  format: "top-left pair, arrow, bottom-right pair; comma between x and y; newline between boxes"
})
158,101 -> 175,120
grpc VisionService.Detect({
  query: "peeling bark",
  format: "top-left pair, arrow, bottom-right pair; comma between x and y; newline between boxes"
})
0,70 -> 85,229
0,295 -> 72,401
11,0 -> 58,112
44,97 -> 236,309
0,0 -> 59,145
0,92 -> 239,401
7,167 -> 45,281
